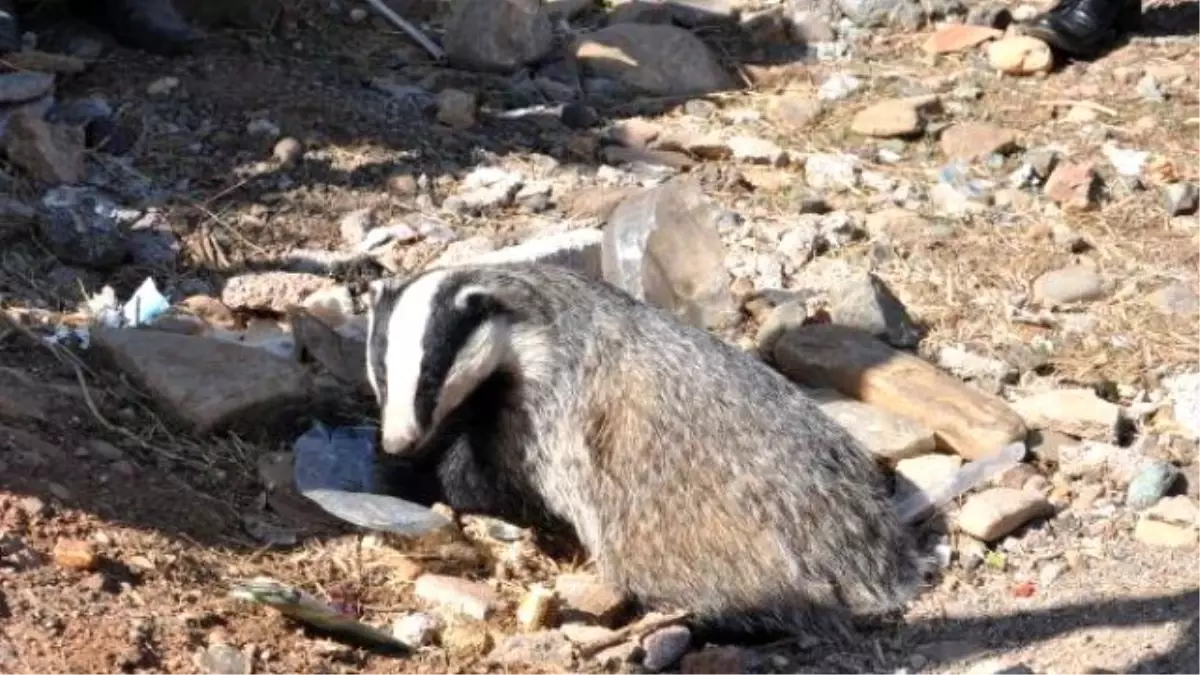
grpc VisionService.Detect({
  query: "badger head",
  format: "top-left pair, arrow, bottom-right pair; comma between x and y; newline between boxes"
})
364,268 -> 520,457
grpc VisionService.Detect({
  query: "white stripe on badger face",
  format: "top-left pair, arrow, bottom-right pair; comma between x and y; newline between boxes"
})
378,269 -> 453,455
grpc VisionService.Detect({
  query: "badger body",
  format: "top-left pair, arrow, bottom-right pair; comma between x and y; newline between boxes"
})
365,262 -> 925,638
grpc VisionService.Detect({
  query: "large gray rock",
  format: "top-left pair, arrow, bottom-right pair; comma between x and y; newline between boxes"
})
602,177 -> 737,329
572,24 -> 736,96
37,186 -> 130,269
444,0 -> 555,73
92,328 -> 312,435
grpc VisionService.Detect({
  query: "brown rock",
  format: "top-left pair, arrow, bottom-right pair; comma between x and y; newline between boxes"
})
516,585 -> 558,631
602,145 -> 697,170
601,177 -> 737,330
436,88 -> 477,130
923,25 -> 1003,53
773,324 -> 1027,460
52,538 -> 97,571
609,118 -> 662,149
443,0 -> 554,72
957,488 -> 1053,542
768,93 -> 824,131
489,630 -> 574,668
851,96 -> 940,138
1043,161 -> 1097,211
91,327 -> 312,435
680,646 -> 752,674
1011,388 -> 1121,441
3,108 -> 85,184
987,36 -> 1053,75
1145,496 -> 1200,527
3,51 -> 88,74
562,186 -> 640,223
939,122 -> 1019,161
221,271 -> 333,313
573,24 -> 735,96
413,574 -> 498,620
178,295 -> 238,330
554,573 -> 628,626
807,388 -> 937,462
1134,518 -> 1198,548
442,621 -> 494,657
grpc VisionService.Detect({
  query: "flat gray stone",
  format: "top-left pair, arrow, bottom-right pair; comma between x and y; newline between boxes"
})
92,328 -> 312,435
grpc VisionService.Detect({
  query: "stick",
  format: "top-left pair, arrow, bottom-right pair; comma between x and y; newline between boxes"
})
577,610 -> 690,659
359,0 -> 445,61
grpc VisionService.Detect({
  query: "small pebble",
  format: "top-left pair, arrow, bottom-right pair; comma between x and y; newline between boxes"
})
146,76 -> 179,96
272,137 -> 303,166
1126,461 -> 1180,509
52,538 -> 97,571
641,624 -> 691,672
391,612 -> 441,648
1164,183 -> 1198,216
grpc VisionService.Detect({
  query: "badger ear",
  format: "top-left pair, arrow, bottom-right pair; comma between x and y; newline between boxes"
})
366,277 -> 404,309
454,284 -> 511,316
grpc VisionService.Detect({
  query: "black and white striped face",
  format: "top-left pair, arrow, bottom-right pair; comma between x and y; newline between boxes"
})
365,269 -> 513,456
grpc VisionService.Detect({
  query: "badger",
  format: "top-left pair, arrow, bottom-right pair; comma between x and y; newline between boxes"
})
364,261 -> 927,639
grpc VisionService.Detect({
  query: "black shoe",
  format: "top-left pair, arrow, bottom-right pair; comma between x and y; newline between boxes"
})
0,0 -> 20,54
72,0 -> 203,56
1019,0 -> 1140,57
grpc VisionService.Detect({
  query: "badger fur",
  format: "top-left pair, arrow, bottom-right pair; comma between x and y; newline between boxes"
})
365,262 -> 926,638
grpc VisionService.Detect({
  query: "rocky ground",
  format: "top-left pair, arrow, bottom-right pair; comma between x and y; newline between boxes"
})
0,0 -> 1198,672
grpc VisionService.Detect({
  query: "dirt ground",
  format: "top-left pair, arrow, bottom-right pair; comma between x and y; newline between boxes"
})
0,1 -> 1198,673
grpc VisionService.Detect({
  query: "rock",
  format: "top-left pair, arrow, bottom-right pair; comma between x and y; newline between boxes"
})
221,271 -> 333,313
3,108 -> 85,184
413,574 -> 498,620
436,88 -> 478,129
338,208 -> 375,249
1149,281 -> 1199,316
572,24 -> 735,96
798,270 -> 921,348
1043,161 -> 1097,211
987,36 -> 1053,75
442,621 -> 494,657
936,345 -> 1016,383
52,538 -> 97,570
895,453 -> 964,502
1134,518 -> 1198,548
957,488 -> 1053,542
0,197 -> 36,242
467,229 -> 604,279
807,388 -> 937,462
3,51 -> 88,74
641,624 -> 691,672
939,122 -> 1019,161
601,177 -> 738,330
818,72 -> 861,101
774,324 -> 1027,461
1137,73 -> 1164,102
804,152 -> 860,191
146,76 -> 179,95
1031,265 -> 1105,306
1146,496 -> 1199,526
865,208 -> 928,239
768,93 -> 824,131
923,25 -> 1003,53
443,166 -> 524,215
850,96 -> 939,138
489,630 -> 574,668
1011,388 -> 1120,441
610,118 -> 662,148
516,585 -> 558,631
834,0 -> 912,27
127,212 -> 180,267
554,573 -> 628,626
0,72 -> 55,104
1058,440 -> 1150,484
1164,183 -> 1198,216
392,612 -> 441,648
432,235 -> 498,267
37,186 -> 130,268
1126,461 -> 1181,509
273,137 -> 303,166
1164,372 -> 1200,440
197,643 -> 251,675
680,646 -> 752,674
443,0 -> 554,72
727,136 -> 786,165
91,328 -> 312,435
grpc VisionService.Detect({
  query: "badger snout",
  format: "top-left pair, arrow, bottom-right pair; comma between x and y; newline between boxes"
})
379,424 -> 422,456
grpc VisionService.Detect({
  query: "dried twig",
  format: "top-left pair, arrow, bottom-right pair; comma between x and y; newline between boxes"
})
359,0 -> 445,61
577,610 -> 690,658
